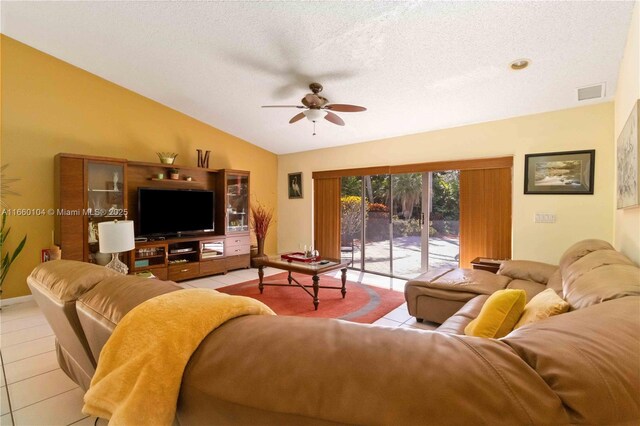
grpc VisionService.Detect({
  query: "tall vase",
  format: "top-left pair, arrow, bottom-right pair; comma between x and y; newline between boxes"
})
257,238 -> 265,256
251,237 -> 268,268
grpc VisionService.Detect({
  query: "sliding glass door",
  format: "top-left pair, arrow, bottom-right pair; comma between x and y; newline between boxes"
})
340,176 -> 363,268
340,171 -> 459,279
391,173 -> 425,277
427,171 -> 460,270
363,175 -> 391,276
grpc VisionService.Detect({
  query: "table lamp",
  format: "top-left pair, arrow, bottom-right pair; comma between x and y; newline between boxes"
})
98,220 -> 135,274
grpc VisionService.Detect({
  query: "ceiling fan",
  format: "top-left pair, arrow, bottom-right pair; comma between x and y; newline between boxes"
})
262,83 -> 366,134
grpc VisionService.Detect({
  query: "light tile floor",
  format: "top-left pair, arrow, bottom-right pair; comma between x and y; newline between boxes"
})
0,267 -> 436,425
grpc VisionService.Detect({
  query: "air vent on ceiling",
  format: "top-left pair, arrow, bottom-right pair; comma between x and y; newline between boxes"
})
577,83 -> 605,101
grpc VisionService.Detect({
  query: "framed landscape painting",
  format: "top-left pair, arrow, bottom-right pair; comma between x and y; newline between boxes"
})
524,150 -> 595,194
616,100 -> 639,209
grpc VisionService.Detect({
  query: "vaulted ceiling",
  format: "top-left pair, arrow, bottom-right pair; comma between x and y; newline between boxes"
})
1,1 -> 634,154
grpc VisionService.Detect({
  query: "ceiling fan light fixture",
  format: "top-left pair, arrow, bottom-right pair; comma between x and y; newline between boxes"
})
304,109 -> 327,122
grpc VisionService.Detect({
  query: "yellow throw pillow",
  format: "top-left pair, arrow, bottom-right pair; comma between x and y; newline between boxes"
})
514,288 -> 570,329
464,289 -> 526,338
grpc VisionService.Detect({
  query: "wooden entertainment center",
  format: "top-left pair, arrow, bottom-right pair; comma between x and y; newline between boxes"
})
54,153 -> 251,281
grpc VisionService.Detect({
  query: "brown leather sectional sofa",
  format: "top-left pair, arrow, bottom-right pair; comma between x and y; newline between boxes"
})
27,239 -> 640,424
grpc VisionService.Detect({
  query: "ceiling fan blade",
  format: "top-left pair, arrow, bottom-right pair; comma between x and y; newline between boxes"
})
262,105 -> 305,108
289,112 -> 306,124
324,104 -> 367,112
324,111 -> 345,126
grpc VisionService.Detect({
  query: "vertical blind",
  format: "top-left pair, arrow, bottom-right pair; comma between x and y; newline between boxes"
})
313,177 -> 341,259
459,168 -> 512,268
312,156 -> 513,266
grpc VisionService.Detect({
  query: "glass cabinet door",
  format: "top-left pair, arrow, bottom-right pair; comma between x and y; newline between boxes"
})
226,173 -> 249,233
87,161 -> 126,262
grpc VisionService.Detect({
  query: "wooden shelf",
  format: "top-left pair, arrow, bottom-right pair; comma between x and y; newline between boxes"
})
129,160 -> 219,175
88,189 -> 121,193
168,250 -> 197,256
132,264 -> 166,271
149,178 -> 197,183
136,254 -> 165,260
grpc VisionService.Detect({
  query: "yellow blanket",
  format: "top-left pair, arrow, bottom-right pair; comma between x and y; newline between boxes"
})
82,288 -> 275,425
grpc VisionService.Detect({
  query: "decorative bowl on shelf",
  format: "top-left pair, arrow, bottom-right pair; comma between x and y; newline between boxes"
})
157,152 -> 178,164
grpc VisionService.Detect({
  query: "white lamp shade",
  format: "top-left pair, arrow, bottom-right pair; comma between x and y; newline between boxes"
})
303,109 -> 327,122
98,220 -> 135,253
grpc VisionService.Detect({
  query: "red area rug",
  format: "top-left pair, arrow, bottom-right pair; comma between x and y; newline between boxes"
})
218,272 -> 405,324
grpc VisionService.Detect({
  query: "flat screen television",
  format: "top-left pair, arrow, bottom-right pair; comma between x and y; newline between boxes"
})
138,188 -> 215,236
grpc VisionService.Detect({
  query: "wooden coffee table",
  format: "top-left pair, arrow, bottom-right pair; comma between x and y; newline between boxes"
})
257,257 -> 349,310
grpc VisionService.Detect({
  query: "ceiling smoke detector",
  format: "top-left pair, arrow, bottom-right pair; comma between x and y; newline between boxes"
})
510,59 -> 530,70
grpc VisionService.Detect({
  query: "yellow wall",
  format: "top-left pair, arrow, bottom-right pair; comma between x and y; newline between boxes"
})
278,103 -> 615,265
0,36 -> 278,299
614,1 -> 640,265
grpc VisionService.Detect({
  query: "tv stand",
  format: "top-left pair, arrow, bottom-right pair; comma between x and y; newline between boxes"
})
55,153 -> 252,277
129,234 -> 247,281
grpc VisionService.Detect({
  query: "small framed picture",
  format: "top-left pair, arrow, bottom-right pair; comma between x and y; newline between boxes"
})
41,249 -> 51,263
288,172 -> 303,199
524,149 -> 595,194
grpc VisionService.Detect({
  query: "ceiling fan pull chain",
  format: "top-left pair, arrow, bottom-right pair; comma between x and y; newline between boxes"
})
313,120 -> 317,136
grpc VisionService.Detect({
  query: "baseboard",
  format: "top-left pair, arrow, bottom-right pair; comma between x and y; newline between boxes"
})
0,294 -> 34,307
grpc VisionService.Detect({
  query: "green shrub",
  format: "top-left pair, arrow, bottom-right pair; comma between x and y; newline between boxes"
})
392,217 -> 422,237
341,196 -> 364,244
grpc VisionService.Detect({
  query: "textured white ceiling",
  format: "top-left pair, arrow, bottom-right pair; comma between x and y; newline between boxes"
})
1,1 -> 634,154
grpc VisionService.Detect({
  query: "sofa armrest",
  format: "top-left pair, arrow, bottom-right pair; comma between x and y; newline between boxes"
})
437,295 -> 489,335
498,260 -> 558,285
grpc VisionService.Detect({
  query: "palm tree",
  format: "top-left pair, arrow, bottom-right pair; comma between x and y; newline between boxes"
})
393,173 -> 422,219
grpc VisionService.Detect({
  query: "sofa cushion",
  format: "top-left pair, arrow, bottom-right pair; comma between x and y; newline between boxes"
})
558,239 -> 614,274
78,275 -> 181,327
464,289 -> 526,338
564,263 -> 640,310
498,260 -> 558,284
504,297 -> 640,424
29,260 -> 118,302
506,279 -> 546,303
514,288 -> 569,329
406,268 -> 511,295
546,269 -> 563,295
563,249 -> 635,290
76,275 -> 181,363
